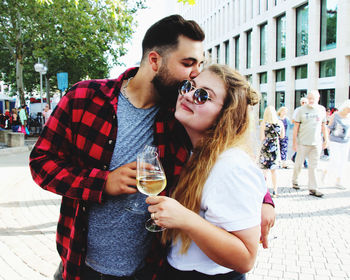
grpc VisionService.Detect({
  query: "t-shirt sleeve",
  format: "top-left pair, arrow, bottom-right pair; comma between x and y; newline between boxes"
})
201,150 -> 267,232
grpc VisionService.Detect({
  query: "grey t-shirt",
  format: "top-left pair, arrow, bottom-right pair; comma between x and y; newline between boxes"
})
86,93 -> 159,276
329,113 -> 350,143
295,104 -> 326,145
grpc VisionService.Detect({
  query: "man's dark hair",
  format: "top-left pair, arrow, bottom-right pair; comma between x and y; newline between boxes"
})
141,14 -> 205,62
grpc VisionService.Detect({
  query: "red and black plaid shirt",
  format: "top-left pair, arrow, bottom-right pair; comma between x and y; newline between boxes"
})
29,67 -> 191,280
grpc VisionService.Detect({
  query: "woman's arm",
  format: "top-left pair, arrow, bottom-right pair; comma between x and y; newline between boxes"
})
146,196 -> 260,273
278,120 -> 285,139
260,120 -> 265,141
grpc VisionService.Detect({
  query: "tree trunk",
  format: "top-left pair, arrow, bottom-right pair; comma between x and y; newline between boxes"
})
16,56 -> 25,106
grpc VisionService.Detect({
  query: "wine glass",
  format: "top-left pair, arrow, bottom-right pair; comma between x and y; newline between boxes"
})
137,146 -> 167,232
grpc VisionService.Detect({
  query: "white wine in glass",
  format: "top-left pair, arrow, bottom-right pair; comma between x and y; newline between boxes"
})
137,147 -> 167,232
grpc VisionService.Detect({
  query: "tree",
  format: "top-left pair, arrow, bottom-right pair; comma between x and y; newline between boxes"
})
0,0 -> 145,105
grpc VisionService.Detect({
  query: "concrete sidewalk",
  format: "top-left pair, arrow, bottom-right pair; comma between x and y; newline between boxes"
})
0,151 -> 349,280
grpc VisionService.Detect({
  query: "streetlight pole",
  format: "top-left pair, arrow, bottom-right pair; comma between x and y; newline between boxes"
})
34,59 -> 48,121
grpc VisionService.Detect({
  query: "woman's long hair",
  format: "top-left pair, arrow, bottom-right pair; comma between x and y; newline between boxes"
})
162,64 -> 260,253
263,105 -> 279,124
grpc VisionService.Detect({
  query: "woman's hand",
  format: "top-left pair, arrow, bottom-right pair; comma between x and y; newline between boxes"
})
146,196 -> 194,229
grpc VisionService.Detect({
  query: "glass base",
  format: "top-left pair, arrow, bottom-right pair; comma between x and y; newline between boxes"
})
145,218 -> 166,232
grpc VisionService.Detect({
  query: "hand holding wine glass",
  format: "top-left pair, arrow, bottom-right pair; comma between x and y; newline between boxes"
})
137,146 -> 167,232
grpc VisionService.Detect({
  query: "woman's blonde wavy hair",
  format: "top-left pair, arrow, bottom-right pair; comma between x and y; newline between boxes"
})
162,64 -> 260,253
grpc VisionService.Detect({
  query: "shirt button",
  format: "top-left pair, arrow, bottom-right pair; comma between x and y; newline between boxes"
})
82,206 -> 86,212
108,139 -> 113,145
81,247 -> 86,253
103,165 -> 108,170
112,115 -> 116,119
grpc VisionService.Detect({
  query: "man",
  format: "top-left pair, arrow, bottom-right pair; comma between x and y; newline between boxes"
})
291,97 -> 308,167
30,15 -> 275,280
292,90 -> 329,197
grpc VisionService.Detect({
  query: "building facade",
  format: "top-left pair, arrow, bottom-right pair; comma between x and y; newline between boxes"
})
172,0 -> 350,118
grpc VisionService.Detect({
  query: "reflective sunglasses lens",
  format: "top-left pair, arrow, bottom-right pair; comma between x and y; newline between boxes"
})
194,89 -> 209,104
179,80 -> 192,95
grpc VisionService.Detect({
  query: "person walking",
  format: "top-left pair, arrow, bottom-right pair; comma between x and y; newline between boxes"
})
292,90 -> 329,197
30,15 -> 275,280
42,104 -> 52,125
326,100 -> 350,189
259,106 -> 285,197
291,97 -> 308,167
277,106 -> 292,168
147,65 -> 266,280
10,108 -> 20,132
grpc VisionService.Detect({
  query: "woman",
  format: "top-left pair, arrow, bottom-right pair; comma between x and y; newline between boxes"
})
11,108 -> 20,132
259,106 -> 285,197
326,100 -> 350,189
277,106 -> 293,168
146,65 -> 266,280
42,104 -> 52,125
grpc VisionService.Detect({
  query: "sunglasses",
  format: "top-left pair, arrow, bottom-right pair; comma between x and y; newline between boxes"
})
178,80 -> 212,105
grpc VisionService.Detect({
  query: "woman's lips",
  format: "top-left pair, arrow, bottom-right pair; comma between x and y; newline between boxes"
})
180,102 -> 193,112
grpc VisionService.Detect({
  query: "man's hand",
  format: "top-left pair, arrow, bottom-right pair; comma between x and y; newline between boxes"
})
260,203 -> 275,249
105,162 -> 137,196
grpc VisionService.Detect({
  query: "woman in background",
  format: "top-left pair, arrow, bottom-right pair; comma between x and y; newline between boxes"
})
259,106 -> 285,197
326,100 -> 350,189
277,107 -> 293,168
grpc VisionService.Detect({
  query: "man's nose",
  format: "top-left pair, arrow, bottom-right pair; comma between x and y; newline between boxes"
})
189,65 -> 200,79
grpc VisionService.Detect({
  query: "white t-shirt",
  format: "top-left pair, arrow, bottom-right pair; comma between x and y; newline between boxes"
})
167,147 -> 267,275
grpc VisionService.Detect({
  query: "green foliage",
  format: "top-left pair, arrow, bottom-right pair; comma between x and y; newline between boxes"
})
0,0 -> 145,98
177,0 -> 196,5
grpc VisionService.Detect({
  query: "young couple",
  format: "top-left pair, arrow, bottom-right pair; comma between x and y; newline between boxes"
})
30,15 -> 274,280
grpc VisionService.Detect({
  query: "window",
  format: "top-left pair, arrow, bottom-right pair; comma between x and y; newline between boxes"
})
246,74 -> 252,84
235,36 -> 240,70
296,4 -> 308,57
224,40 -> 230,65
275,92 -> 285,111
319,59 -> 336,77
260,72 -> 267,84
319,89 -> 335,108
260,23 -> 267,65
320,0 -> 337,51
276,69 -> 285,82
259,92 -> 268,119
295,90 -> 307,108
276,14 -> 286,61
295,64 -> 308,79
246,30 -> 252,69
208,49 -> 213,63
216,45 -> 220,63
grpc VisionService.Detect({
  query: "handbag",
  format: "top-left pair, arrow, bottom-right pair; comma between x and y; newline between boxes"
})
25,126 -> 30,135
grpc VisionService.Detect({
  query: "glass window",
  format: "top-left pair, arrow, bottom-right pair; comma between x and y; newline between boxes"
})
319,59 -> 336,77
295,90 -> 307,108
224,40 -> 229,65
259,72 -> 267,84
319,89 -> 335,108
296,4 -> 308,57
320,0 -> 337,51
208,48 -> 212,62
259,92 -> 268,119
260,23 -> 267,65
235,36 -> 240,70
216,45 -> 220,63
276,14 -> 286,61
295,64 -> 308,79
276,69 -> 285,82
246,30 -> 252,69
246,74 -> 252,84
275,91 -> 285,111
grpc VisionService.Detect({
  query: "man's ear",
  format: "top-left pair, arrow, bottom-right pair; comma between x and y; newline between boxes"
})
148,51 -> 162,72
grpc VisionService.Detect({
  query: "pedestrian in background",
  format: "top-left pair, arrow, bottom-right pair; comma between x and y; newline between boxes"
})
291,97 -> 308,168
277,106 -> 293,168
325,100 -> 350,189
292,90 -> 328,197
42,104 -> 52,125
10,108 -> 20,132
259,105 -> 285,197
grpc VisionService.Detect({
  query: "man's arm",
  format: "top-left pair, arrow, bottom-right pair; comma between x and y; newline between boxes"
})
292,122 -> 300,152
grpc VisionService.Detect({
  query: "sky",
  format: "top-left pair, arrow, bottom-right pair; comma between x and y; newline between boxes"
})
109,0 -> 174,78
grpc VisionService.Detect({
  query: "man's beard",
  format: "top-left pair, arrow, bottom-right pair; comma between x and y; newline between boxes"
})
152,65 -> 181,108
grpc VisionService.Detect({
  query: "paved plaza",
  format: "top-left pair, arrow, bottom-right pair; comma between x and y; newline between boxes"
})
0,150 -> 349,280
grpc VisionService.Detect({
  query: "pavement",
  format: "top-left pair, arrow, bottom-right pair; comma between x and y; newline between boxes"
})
0,144 -> 350,279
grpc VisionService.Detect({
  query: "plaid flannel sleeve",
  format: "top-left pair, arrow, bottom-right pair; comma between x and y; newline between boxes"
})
29,86 -> 108,203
